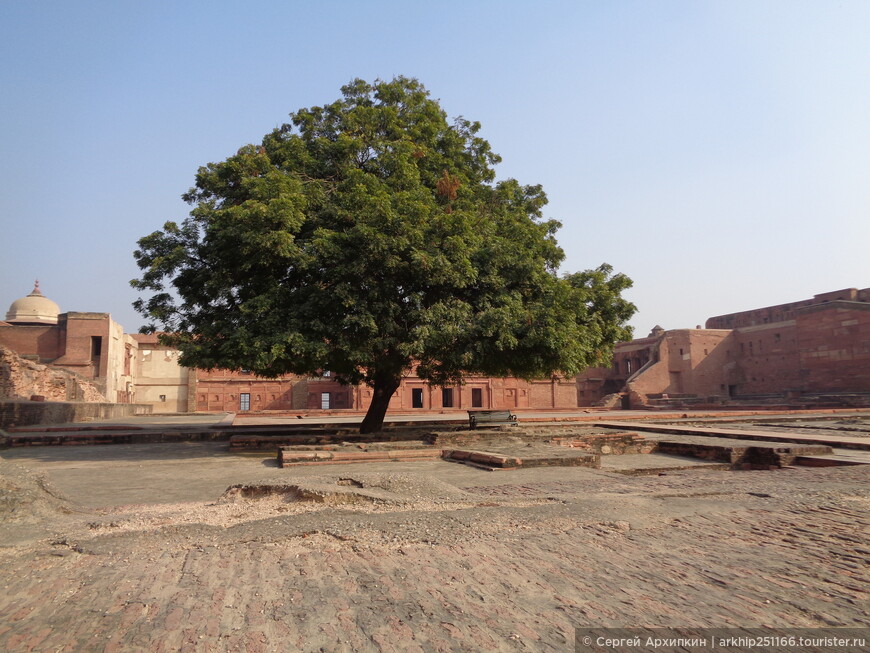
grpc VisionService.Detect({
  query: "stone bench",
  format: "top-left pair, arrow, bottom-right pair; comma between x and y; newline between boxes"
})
467,410 -> 517,429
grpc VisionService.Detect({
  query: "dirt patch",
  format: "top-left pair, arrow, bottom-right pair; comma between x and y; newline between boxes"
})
221,472 -> 471,506
0,458 -> 80,546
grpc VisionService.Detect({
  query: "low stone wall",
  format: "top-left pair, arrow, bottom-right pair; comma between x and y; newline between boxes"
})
0,400 -> 152,429
654,440 -> 832,469
548,432 -> 655,455
799,393 -> 870,408
426,428 -> 652,453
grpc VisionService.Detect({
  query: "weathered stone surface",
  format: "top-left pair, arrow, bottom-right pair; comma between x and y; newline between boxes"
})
0,344 -> 105,403
278,447 -> 442,468
1,456 -> 867,652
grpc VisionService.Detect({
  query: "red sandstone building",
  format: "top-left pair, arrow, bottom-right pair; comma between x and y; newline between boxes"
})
0,283 -> 137,403
191,367 -> 576,414
577,287 -> 870,408
6,283 -> 869,414
1,283 -> 576,413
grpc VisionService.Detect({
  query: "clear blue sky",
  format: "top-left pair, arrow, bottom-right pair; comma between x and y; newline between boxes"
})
1,1 -> 868,337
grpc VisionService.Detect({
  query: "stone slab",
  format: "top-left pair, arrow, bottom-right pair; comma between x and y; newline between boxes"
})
596,420 -> 870,450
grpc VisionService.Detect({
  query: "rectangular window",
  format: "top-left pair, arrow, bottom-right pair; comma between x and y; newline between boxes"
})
320,392 -> 330,409
239,393 -> 251,411
412,388 -> 424,408
90,336 -> 102,362
442,388 -> 453,408
471,388 -> 483,408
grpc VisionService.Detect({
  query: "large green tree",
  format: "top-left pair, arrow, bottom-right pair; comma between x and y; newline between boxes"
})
132,77 -> 635,432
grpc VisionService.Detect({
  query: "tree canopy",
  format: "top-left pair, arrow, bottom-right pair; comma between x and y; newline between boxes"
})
132,77 -> 635,432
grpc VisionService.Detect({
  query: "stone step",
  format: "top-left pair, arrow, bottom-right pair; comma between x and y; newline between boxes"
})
653,439 -> 832,469
1,430 -> 230,447
441,448 -> 599,470
596,420 -> 870,450
278,447 -> 441,468
794,452 -> 870,467
231,432 -> 431,451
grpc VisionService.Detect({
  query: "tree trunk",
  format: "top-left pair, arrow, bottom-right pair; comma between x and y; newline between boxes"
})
359,374 -> 401,434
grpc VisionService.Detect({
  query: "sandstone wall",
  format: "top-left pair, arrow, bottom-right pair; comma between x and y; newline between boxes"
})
796,302 -> 870,393
0,400 -> 152,429
0,324 -> 61,362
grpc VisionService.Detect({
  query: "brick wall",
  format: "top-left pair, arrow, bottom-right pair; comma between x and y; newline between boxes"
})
0,324 -> 61,362
705,287 -> 870,329
51,313 -> 112,388
796,302 -> 870,393
584,289 -> 870,405
731,322 -> 800,395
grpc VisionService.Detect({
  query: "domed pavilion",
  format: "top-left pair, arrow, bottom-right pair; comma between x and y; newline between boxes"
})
5,281 -> 61,325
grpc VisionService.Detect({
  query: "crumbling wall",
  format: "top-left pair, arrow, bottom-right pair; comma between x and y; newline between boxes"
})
0,344 -> 106,403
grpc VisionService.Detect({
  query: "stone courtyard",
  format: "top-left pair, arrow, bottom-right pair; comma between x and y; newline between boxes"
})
0,415 -> 868,652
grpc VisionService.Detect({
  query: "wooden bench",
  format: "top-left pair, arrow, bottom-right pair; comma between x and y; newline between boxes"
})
467,410 -> 518,429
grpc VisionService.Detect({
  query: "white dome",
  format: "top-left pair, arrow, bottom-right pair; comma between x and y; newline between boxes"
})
6,281 -> 60,325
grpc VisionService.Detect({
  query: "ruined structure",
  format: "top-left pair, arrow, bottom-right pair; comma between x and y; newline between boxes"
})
577,288 -> 870,407
1,284 -> 577,414
1,283 -> 137,404
0,345 -> 106,403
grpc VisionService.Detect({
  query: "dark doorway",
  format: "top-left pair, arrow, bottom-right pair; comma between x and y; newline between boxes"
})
90,336 -> 102,369
412,388 -> 424,408
442,388 -> 453,408
471,388 -> 483,408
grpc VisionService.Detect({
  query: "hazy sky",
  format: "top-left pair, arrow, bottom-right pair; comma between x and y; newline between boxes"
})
1,1 -> 868,337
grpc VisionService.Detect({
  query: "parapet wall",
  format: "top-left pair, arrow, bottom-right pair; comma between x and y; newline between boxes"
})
0,400 -> 152,429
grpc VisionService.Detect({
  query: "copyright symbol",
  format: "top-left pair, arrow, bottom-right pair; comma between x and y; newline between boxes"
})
583,636 -> 592,645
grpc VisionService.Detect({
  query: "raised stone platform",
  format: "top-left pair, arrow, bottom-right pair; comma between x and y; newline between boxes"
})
1,427 -> 229,447
598,453 -> 732,475
441,447 -> 599,470
792,449 -> 870,467
653,438 -> 833,469
231,429 -> 432,452
595,420 -> 870,451
278,443 -> 440,467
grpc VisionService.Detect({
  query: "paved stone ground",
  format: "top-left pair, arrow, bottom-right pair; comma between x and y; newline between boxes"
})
0,447 -> 868,652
